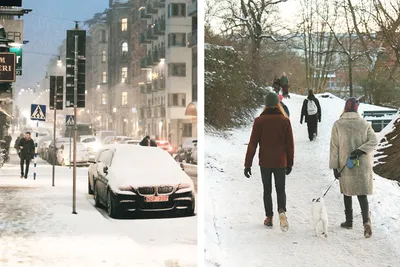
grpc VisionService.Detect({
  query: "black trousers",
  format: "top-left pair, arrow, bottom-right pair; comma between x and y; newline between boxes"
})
260,167 -> 286,217
344,195 -> 370,224
20,157 -> 31,178
306,115 -> 318,141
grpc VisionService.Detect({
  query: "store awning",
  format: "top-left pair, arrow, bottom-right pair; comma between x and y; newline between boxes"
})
185,102 -> 197,117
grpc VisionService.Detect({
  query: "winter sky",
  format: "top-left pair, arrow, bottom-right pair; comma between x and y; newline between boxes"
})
15,0 -> 109,91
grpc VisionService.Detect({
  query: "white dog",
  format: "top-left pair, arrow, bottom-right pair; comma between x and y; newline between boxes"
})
312,197 -> 328,238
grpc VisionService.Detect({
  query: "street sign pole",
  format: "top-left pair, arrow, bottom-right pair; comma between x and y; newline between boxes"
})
69,126 -> 72,169
72,33 -> 78,215
52,76 -> 57,187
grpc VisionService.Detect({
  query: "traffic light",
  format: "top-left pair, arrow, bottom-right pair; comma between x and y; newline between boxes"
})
65,30 -> 86,108
0,0 -> 22,7
0,83 -> 12,93
49,76 -> 64,110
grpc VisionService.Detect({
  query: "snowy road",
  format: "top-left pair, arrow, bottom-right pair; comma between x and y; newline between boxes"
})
205,94 -> 400,267
0,154 -> 197,267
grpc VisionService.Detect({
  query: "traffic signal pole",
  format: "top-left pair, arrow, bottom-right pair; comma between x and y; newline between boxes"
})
72,33 -> 78,215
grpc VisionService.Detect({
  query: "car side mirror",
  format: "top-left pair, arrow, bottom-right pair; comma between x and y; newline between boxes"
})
103,166 -> 108,175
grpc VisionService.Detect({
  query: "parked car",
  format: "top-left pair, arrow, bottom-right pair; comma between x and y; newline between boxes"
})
88,144 -> 195,218
97,130 -> 117,143
48,138 -> 71,164
156,140 -> 173,155
56,142 -> 89,166
175,139 -> 197,163
80,136 -> 101,156
191,142 -> 197,164
122,140 -> 141,145
38,136 -> 52,159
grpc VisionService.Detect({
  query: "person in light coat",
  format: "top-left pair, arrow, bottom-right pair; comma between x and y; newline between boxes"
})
329,97 -> 377,238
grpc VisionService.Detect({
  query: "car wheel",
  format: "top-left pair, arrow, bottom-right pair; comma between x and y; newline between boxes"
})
88,175 -> 94,195
94,182 -> 101,207
107,190 -> 119,218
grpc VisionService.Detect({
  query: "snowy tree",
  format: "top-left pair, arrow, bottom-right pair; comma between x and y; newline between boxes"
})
374,114 -> 400,182
205,44 -> 264,130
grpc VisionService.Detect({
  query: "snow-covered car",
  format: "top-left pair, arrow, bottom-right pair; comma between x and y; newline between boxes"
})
103,136 -> 134,145
48,138 -> 71,164
121,140 -> 141,145
38,136 -> 52,159
191,143 -> 197,164
56,142 -> 89,166
80,136 -> 101,155
89,144 -> 195,218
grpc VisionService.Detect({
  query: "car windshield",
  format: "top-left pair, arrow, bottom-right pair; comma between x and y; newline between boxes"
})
82,137 -> 96,143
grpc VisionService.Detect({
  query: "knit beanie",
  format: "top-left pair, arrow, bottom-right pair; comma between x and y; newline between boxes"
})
265,92 -> 280,107
344,97 -> 359,112
279,94 -> 283,101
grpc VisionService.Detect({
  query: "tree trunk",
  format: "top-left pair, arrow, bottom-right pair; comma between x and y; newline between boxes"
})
348,57 -> 353,97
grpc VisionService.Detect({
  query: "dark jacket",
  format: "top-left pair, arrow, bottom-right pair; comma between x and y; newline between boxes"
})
139,138 -> 157,147
273,78 -> 280,90
18,138 -> 35,159
245,108 -> 294,169
301,95 -> 321,123
280,76 -> 289,86
280,102 -> 290,117
14,137 -> 21,149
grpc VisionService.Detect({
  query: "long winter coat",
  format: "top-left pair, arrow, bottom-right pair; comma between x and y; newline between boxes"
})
18,138 -> 35,159
245,108 -> 294,169
329,112 -> 378,196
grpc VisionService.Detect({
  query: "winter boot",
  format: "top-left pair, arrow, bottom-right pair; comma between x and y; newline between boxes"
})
264,216 -> 273,228
312,133 -> 317,141
362,211 -> 372,238
340,209 -> 353,229
278,210 -> 289,232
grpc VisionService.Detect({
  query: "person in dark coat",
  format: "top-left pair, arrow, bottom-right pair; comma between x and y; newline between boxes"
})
18,132 -> 35,179
272,76 -> 281,94
301,90 -> 322,141
244,92 -> 294,230
280,72 -> 290,98
14,133 -> 24,156
139,135 -> 157,147
279,94 -> 290,117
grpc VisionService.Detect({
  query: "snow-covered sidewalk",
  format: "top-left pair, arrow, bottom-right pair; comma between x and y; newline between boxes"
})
205,94 -> 400,267
0,157 -> 163,267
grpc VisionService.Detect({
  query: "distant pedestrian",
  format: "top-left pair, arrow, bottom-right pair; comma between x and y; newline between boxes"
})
272,76 -> 281,94
279,94 -> 290,117
139,135 -> 157,147
18,132 -> 35,179
301,90 -> 321,141
244,92 -> 294,231
329,97 -> 377,238
280,72 -> 290,98
14,133 -> 24,156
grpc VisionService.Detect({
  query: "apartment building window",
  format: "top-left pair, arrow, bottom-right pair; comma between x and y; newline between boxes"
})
122,92 -> 128,105
121,67 -> 128,82
168,93 -> 186,107
101,50 -> 106,62
182,123 -> 192,137
102,72 -> 107,83
122,41 -> 128,53
168,63 -> 186,77
102,94 -> 107,105
121,18 -> 128,31
168,3 -> 186,18
168,33 -> 186,47
101,30 -> 106,42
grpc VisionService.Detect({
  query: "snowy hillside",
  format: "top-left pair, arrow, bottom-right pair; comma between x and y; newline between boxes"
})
205,93 -> 400,267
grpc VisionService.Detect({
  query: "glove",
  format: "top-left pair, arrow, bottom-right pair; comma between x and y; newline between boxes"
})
351,149 -> 365,157
318,118 -> 321,122
286,167 -> 292,175
244,167 -> 252,178
300,119 -> 303,124
333,169 -> 341,179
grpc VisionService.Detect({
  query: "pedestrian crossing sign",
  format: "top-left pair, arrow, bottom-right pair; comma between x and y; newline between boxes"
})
30,104 -> 47,121
66,115 -> 75,126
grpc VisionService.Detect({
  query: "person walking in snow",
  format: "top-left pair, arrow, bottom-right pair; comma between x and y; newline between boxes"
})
139,135 -> 157,147
300,90 -> 321,141
279,94 -> 290,117
272,76 -> 281,94
14,133 -> 24,157
244,92 -> 294,231
18,132 -> 35,179
280,72 -> 290,98
329,97 -> 377,238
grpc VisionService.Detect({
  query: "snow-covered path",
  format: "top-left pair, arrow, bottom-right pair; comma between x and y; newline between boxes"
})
205,94 -> 400,267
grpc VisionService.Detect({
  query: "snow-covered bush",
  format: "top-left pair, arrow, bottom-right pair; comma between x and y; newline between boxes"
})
205,44 -> 264,130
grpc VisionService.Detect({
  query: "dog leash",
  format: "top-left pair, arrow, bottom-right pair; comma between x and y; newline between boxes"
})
323,164 -> 347,197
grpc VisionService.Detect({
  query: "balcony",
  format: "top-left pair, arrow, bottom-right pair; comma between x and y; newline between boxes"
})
140,57 -> 152,69
139,33 -> 151,44
187,30 -> 197,47
152,48 -> 165,65
146,3 -> 158,14
188,0 -> 197,16
154,18 -> 166,35
155,0 -> 165,8
139,7 -> 151,20
146,26 -> 157,40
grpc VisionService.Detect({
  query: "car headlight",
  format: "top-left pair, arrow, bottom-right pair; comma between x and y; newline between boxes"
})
176,183 -> 193,193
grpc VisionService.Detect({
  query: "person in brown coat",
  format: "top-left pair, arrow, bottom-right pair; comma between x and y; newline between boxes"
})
244,92 -> 294,231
